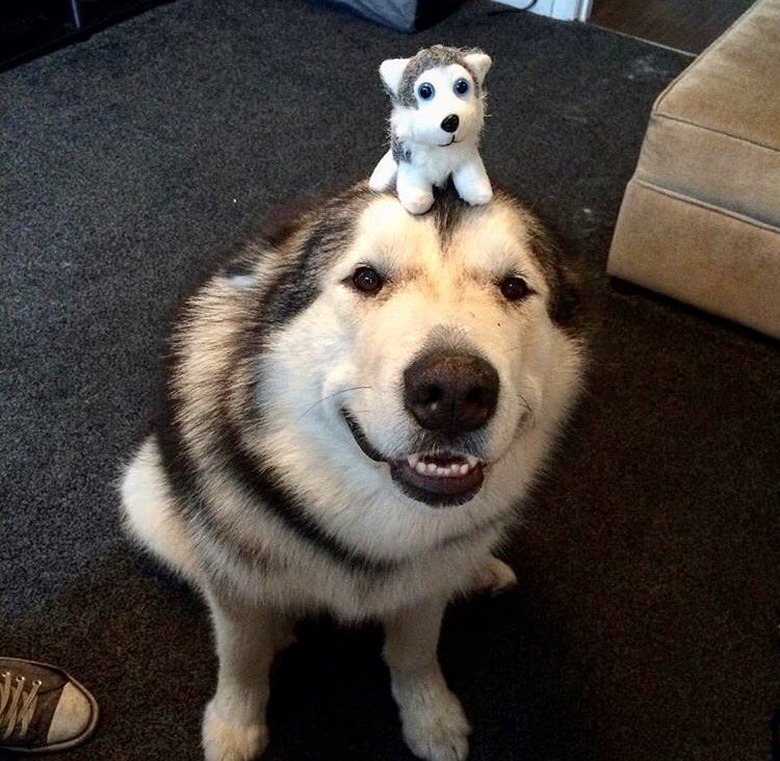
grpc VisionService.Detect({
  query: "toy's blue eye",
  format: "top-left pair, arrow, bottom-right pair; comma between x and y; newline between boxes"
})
454,78 -> 470,96
417,82 -> 435,101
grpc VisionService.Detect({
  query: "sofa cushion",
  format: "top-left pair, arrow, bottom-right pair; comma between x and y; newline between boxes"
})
637,0 -> 780,225
608,0 -> 780,338
614,181 -> 780,336
656,0 -> 779,152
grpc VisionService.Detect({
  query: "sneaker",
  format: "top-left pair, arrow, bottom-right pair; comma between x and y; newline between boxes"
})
0,658 -> 99,753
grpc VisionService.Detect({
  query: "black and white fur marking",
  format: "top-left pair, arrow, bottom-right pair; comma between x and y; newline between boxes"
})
120,182 -> 587,761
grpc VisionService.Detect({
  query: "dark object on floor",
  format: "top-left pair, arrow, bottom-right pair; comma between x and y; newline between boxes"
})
327,0 -> 465,31
0,0 -> 169,71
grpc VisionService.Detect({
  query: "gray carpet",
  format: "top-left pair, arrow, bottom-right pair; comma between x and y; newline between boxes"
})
1,1 -> 777,760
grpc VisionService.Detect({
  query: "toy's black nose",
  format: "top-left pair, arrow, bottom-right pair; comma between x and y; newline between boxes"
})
404,351 -> 499,434
440,114 -> 460,133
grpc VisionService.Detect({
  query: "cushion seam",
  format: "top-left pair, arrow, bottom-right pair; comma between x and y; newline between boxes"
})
628,178 -> 780,234
647,112 -> 780,154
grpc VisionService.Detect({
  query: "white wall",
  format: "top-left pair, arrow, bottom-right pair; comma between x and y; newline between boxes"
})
493,0 -> 593,22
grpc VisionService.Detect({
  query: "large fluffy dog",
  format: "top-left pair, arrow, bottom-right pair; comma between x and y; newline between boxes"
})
120,182 -> 587,761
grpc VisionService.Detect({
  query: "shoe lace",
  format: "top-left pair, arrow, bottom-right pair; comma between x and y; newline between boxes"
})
0,670 -> 41,739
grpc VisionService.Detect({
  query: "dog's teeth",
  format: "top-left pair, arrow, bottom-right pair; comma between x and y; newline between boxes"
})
406,454 -> 481,478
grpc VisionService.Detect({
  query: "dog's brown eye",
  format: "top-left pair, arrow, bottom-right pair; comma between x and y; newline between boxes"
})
352,266 -> 384,295
499,275 -> 530,302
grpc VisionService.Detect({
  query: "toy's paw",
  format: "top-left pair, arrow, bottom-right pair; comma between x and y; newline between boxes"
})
369,151 -> 397,192
369,176 -> 389,192
475,556 -> 517,596
369,168 -> 394,192
400,189 -> 435,215
202,701 -> 268,761
395,679 -> 470,761
461,184 -> 493,206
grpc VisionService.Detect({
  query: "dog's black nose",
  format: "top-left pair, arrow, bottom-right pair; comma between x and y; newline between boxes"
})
440,114 -> 460,134
404,351 -> 499,434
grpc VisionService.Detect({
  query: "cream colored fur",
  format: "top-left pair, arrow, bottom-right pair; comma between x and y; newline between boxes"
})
120,188 -> 585,761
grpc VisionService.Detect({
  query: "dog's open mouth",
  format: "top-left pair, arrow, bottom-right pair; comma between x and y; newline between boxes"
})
390,453 -> 484,506
342,409 -> 485,507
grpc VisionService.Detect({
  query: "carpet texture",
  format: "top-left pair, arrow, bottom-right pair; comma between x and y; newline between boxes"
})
1,1 -> 777,760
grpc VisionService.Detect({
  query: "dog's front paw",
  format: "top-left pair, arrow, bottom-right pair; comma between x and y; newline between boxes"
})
394,678 -> 471,761
202,700 -> 268,761
475,556 -> 517,596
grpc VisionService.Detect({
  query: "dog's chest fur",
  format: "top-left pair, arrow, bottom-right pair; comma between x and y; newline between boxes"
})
201,511 -> 500,621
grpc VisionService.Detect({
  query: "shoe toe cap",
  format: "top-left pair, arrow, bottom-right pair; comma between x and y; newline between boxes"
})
47,681 -> 98,746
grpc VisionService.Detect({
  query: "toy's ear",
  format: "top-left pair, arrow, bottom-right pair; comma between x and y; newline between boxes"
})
464,52 -> 492,86
379,58 -> 410,98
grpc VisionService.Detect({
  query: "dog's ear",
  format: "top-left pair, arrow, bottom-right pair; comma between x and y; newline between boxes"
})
379,58 -> 410,98
463,52 -> 492,86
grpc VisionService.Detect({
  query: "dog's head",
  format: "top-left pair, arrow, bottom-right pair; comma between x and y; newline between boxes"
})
380,45 -> 491,148
243,183 -> 586,515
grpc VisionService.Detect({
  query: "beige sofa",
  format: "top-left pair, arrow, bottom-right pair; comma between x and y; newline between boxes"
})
607,0 -> 780,339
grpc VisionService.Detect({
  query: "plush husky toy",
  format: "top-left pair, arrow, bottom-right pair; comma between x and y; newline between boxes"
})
370,45 -> 493,214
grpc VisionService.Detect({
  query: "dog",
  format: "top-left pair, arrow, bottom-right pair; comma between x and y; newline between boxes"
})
119,181 -> 587,761
369,45 -> 493,214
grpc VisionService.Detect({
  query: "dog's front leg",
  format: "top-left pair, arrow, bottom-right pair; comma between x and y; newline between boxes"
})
202,590 -> 277,761
383,596 -> 470,761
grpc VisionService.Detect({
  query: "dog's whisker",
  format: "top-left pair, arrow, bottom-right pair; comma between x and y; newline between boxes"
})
517,392 -> 533,415
296,386 -> 372,422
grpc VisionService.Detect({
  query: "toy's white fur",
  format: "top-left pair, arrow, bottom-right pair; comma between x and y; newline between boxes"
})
370,47 -> 493,214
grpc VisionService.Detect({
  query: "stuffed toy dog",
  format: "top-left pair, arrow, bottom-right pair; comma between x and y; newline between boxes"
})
369,45 -> 493,214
